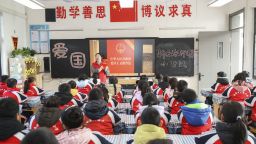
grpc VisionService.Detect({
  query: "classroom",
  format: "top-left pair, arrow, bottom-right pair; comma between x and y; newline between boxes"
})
0,0 -> 256,144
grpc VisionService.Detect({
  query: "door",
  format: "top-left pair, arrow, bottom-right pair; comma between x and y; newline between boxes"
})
198,32 -> 231,94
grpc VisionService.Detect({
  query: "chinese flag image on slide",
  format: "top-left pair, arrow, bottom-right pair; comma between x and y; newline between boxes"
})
107,40 -> 135,73
110,0 -> 138,22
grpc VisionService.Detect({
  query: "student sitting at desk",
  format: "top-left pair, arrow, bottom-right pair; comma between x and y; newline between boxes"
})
107,76 -> 122,103
3,78 -> 27,104
55,83 -> 83,110
83,88 -> 121,135
163,77 -> 178,102
23,77 -> 44,97
0,75 -> 9,97
153,75 -> 169,100
128,107 -> 167,144
0,98 -> 29,144
195,101 -> 256,144
168,80 -> 187,114
131,80 -> 151,112
178,89 -> 213,135
205,71 -> 230,105
242,70 -> 254,90
99,84 -> 118,110
222,72 -> 251,103
76,74 -> 94,95
28,96 -> 64,135
135,93 -> 171,133
68,80 -> 87,103
211,71 -> 230,94
56,106 -> 111,144
151,73 -> 163,91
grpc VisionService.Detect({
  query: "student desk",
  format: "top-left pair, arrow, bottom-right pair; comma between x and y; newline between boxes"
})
104,134 -> 196,144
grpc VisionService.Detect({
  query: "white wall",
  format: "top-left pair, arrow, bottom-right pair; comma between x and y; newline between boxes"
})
223,0 -> 255,80
27,0 -> 229,92
0,0 -> 27,75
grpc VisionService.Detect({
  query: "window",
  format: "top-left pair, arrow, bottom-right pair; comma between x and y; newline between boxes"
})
229,9 -> 244,78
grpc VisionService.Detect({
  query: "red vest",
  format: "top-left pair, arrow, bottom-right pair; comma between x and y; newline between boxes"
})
28,115 -> 64,135
213,83 -> 230,94
131,93 -> 143,112
59,99 -> 79,110
78,84 -> 93,95
113,91 -> 124,103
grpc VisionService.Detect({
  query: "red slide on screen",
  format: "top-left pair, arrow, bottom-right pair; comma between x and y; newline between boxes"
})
107,40 -> 135,73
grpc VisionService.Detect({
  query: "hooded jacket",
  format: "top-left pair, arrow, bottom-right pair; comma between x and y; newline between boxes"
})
135,105 -> 171,133
131,91 -> 143,112
178,101 -> 213,135
77,80 -> 94,95
84,99 -> 121,135
0,118 -> 27,144
211,78 -> 230,94
195,122 -> 256,144
3,88 -> 27,104
56,127 -> 111,144
168,93 -> 185,114
28,107 -> 64,135
55,92 -> 83,110
133,124 -> 166,144
222,84 -> 251,102
24,83 -> 44,96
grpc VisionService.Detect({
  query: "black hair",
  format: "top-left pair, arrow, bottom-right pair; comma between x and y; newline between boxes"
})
68,80 -> 77,89
61,106 -> 84,130
44,96 -> 60,108
58,83 -> 71,93
95,53 -> 101,57
155,73 -> 163,83
98,84 -> 109,102
168,77 -> 178,90
181,88 -> 197,104
141,107 -> 160,126
21,127 -> 59,144
138,80 -> 150,98
147,139 -> 173,144
92,73 -> 99,85
78,74 -> 88,81
0,98 -> 19,118
109,76 -> 118,95
24,77 -> 36,94
242,71 -> 250,77
177,80 -> 188,92
0,75 -> 9,83
217,71 -> 227,77
159,82 -> 169,91
162,75 -> 169,83
143,93 -> 159,106
220,101 -> 247,144
88,88 -> 103,101
140,75 -> 148,81
6,78 -> 17,88
233,73 -> 246,86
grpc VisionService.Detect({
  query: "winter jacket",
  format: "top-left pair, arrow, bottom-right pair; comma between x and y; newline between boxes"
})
178,100 -> 213,135
195,122 -> 256,144
83,99 -> 121,135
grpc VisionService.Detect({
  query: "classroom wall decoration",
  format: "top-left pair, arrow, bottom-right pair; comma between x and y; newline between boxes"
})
50,39 -> 90,78
30,25 -> 50,53
107,40 -> 135,73
155,38 -> 194,76
53,0 -> 194,22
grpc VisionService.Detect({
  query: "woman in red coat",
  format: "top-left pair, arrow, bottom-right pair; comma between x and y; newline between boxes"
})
91,53 -> 110,84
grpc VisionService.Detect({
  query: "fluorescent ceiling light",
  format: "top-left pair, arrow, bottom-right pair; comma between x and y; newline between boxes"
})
208,0 -> 232,7
119,0 -> 134,8
13,0 -> 45,9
